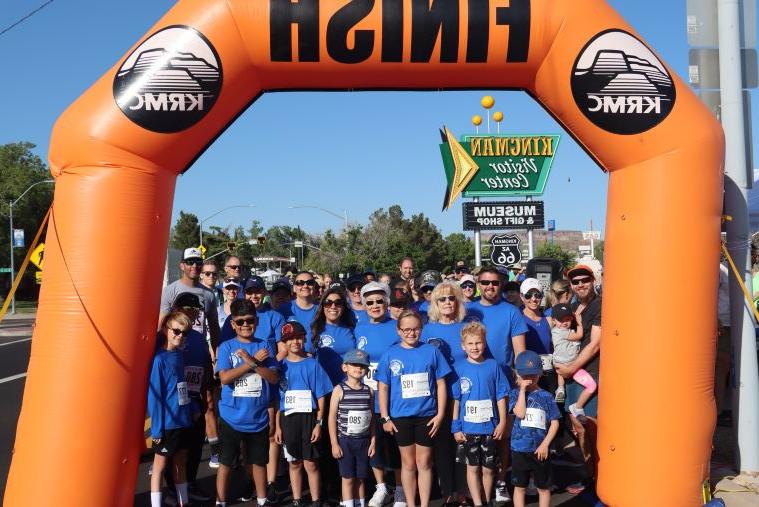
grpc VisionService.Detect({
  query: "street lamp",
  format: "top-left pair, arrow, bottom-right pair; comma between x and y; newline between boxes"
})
288,205 -> 348,230
8,179 -> 54,314
199,204 -> 256,252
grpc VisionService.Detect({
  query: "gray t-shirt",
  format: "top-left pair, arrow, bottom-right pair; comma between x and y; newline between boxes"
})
160,280 -> 219,335
551,327 -> 580,364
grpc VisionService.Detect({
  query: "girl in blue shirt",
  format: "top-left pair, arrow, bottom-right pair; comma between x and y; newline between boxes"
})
377,310 -> 451,507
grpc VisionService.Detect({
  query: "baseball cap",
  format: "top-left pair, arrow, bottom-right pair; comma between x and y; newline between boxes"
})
459,274 -> 476,286
389,287 -> 411,306
567,264 -> 595,279
360,281 -> 390,299
271,278 -> 292,294
515,350 -> 543,376
328,280 -> 346,290
182,247 -> 203,261
346,274 -> 365,290
551,303 -> 574,321
418,270 -> 442,289
223,278 -> 241,289
173,292 -> 202,309
519,278 -> 543,296
343,349 -> 370,366
244,276 -> 266,292
281,321 -> 307,341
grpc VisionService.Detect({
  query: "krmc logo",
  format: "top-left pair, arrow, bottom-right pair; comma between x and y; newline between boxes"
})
571,29 -> 675,135
113,25 -> 222,133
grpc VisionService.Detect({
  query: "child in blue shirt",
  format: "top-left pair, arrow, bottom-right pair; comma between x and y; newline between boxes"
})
275,321 -> 334,507
148,311 -> 194,507
451,322 -> 510,507
509,351 -> 561,507
215,300 -> 280,507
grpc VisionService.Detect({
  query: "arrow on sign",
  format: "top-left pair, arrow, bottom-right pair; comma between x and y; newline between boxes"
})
441,126 -> 479,210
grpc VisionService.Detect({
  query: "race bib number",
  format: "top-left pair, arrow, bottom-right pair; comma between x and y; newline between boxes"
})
400,372 -> 430,399
177,381 -> 190,406
522,407 -> 547,430
347,410 -> 372,435
539,354 -> 553,371
363,363 -> 378,391
184,365 -> 204,393
284,390 -> 313,414
464,399 -> 494,423
233,373 -> 262,398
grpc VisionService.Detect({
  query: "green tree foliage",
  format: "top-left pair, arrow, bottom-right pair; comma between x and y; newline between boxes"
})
534,241 -> 576,270
594,240 -> 604,263
0,142 -> 54,299
443,233 -> 474,271
169,211 -> 200,250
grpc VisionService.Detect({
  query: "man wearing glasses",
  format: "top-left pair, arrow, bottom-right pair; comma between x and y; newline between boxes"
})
277,271 -> 319,353
223,255 -> 246,286
160,248 -> 221,352
199,259 -> 222,305
554,265 -> 602,491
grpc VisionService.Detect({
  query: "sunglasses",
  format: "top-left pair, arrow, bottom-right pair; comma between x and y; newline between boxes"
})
365,299 -> 385,307
421,286 -> 434,293
294,279 -> 317,287
169,327 -> 189,336
226,265 -> 241,270
201,271 -> 218,277
184,260 -> 203,266
571,277 -> 592,286
454,268 -> 468,273
524,291 -> 543,299
348,285 -> 362,292
437,295 -> 456,303
323,298 -> 344,308
233,317 -> 257,326
461,282 -> 475,290
479,280 -> 501,286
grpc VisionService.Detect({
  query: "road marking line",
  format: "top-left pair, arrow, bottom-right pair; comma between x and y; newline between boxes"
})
0,337 -> 32,347
0,372 -> 27,384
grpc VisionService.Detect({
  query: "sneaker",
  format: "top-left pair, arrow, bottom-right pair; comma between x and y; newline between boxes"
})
554,387 -> 565,403
392,502 -> 408,507
494,481 -> 511,503
292,499 -> 306,507
368,488 -> 389,507
394,486 -> 406,507
568,403 -> 587,423
310,501 -> 323,507
188,484 -> 212,502
238,492 -> 254,502
266,481 -> 278,503
209,453 -> 220,468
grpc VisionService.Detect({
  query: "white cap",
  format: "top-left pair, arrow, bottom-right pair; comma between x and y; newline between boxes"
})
519,277 -> 543,295
183,247 -> 203,261
459,274 -> 476,285
360,281 -> 390,299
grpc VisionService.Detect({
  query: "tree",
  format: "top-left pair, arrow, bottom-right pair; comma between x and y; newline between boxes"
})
534,241 -> 576,270
443,233 -> 474,271
594,240 -> 604,264
170,211 -> 200,250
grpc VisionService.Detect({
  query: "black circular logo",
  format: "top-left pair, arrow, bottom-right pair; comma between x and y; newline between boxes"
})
113,25 -> 222,133
571,29 -> 676,135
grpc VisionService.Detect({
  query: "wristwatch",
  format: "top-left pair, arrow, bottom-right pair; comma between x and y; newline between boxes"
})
249,361 -> 258,372
380,416 -> 392,424
315,418 -> 324,426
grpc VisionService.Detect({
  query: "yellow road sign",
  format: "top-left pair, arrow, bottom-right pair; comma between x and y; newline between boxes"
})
30,243 -> 45,270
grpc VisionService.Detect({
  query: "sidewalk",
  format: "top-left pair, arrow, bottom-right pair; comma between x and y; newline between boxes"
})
0,311 -> 36,337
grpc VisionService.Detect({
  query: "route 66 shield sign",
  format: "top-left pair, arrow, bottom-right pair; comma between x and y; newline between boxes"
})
490,234 -> 521,267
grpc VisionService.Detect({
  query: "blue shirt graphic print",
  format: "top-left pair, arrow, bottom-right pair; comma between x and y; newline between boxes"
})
451,358 -> 510,435
508,388 -> 560,453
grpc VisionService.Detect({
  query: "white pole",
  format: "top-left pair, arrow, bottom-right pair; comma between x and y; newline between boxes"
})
527,197 -> 534,260
8,201 -> 15,314
719,0 -> 759,473
474,197 -> 482,267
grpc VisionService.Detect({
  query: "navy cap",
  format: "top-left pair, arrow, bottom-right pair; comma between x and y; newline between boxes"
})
343,349 -> 370,366
515,351 -> 543,376
271,278 -> 292,294
173,292 -> 202,309
281,321 -> 307,341
245,275 -> 266,292
551,304 -> 574,321
346,274 -> 365,289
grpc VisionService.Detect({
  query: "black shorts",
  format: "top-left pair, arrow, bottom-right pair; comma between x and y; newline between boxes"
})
393,416 -> 433,447
282,412 -> 320,462
510,450 -> 553,490
152,427 -> 191,456
337,436 -> 370,478
456,434 -> 497,469
370,417 -> 401,470
218,418 -> 269,467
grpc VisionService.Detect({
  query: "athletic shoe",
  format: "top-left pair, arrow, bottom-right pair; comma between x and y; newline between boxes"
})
238,492 -> 254,502
266,481 -> 278,503
310,500 -> 323,507
368,488 -> 389,507
392,502 -> 407,507
188,483 -> 212,502
554,387 -> 565,403
494,481 -> 511,503
292,499 -> 306,507
208,453 -> 220,468
568,403 -> 588,423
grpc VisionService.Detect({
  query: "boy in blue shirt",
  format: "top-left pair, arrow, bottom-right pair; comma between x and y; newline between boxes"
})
509,351 -> 561,507
275,321 -> 334,507
215,300 -> 280,507
451,322 -> 510,507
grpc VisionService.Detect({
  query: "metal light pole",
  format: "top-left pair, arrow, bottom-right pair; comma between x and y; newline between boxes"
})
288,205 -> 348,230
7,179 -> 54,314
198,204 -> 256,250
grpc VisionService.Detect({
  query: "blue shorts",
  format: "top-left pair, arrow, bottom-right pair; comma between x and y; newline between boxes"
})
565,377 -> 598,418
338,436 -> 370,479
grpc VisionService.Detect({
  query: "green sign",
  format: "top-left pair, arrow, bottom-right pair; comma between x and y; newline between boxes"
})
439,129 -> 560,209
0,267 -> 11,273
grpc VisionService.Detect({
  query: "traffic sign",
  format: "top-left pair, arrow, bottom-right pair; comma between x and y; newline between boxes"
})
547,219 -> 556,231
30,243 -> 45,270
0,267 -> 11,273
12,229 -> 24,248
489,234 -> 522,267
582,231 -> 601,240
462,201 -> 544,230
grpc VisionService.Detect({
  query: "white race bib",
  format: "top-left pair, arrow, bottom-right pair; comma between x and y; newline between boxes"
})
539,354 -> 553,371
284,389 -> 313,414
233,372 -> 263,398
177,381 -> 190,406
464,399 -> 494,423
363,363 -> 378,391
400,372 -> 430,399
346,410 -> 372,435
184,365 -> 204,393
522,407 -> 547,430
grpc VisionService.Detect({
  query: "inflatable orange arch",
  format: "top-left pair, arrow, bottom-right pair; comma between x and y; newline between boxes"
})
5,1 -> 723,506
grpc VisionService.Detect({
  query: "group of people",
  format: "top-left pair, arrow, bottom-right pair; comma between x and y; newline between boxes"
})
147,249 -> 602,507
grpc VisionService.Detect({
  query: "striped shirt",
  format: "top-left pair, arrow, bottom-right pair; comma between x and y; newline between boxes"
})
337,382 -> 373,438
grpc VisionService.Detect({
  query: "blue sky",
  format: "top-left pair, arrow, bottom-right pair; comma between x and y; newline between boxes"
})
1,0 -> 756,238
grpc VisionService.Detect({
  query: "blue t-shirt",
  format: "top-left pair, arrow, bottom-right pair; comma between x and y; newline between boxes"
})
315,324 -> 356,385
278,301 -> 319,352
508,388 -> 561,453
467,299 -> 528,370
278,357 -> 334,413
411,300 -> 431,323
353,308 -> 368,325
420,321 -> 468,371
523,315 -> 552,355
215,337 -> 278,433
355,318 -> 399,412
181,330 -> 212,414
376,343 -> 452,418
148,349 -> 193,438
451,358 -> 510,435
